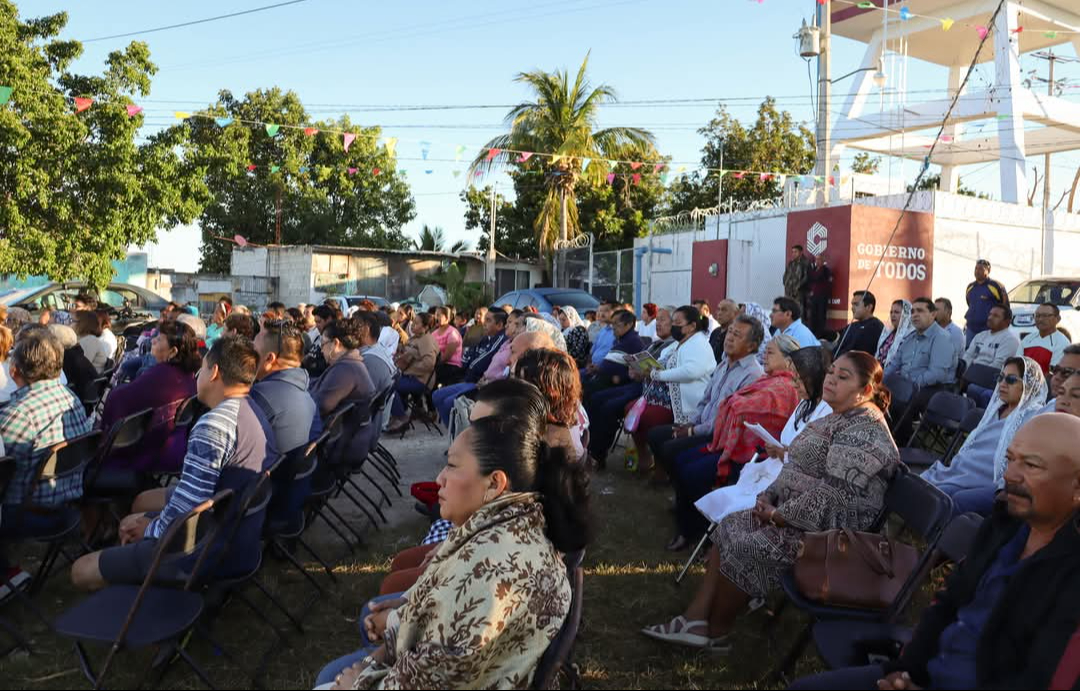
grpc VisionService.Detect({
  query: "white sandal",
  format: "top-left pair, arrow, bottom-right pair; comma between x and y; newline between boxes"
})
641,616 -> 715,648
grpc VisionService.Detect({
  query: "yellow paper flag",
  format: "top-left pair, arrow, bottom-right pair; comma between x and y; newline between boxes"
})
551,154 -> 563,166
174,111 -> 191,119
941,17 -> 954,31
385,137 -> 398,157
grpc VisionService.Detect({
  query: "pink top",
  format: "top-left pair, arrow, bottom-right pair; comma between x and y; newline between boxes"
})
432,325 -> 463,367
484,340 -> 513,380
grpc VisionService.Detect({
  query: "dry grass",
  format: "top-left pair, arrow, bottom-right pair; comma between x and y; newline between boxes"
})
1,429 -> 827,689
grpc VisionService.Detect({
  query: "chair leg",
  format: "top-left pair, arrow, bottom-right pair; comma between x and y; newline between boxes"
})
307,505 -> 357,552
768,621 -> 812,686
249,577 -> 305,633
293,536 -> 338,584
675,527 -> 715,585
365,461 -> 402,500
322,499 -> 372,543
345,475 -> 390,523
337,481 -> 386,528
0,616 -> 33,657
177,644 -> 218,690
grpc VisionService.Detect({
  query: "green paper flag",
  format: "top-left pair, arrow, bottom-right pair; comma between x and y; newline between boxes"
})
0,86 -> 12,106
265,124 -> 280,137
270,165 -> 281,173
857,1 -> 874,7
1044,31 -> 1058,39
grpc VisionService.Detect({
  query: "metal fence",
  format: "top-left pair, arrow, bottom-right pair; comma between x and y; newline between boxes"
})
552,234 -> 634,304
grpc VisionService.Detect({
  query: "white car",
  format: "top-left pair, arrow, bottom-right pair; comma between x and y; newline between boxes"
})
1009,277 -> 1080,342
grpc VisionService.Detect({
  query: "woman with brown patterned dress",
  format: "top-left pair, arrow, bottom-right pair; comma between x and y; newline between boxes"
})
642,351 -> 900,652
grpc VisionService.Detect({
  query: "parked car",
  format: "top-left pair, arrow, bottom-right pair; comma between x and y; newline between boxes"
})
322,295 -> 391,314
493,288 -> 601,314
1009,277 -> 1080,341
1,281 -> 169,334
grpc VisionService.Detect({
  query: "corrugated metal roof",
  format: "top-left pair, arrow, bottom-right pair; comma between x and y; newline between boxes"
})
297,244 -> 483,261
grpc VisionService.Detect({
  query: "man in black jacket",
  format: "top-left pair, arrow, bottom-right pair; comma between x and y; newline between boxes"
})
790,413 -> 1080,690
835,290 -> 885,358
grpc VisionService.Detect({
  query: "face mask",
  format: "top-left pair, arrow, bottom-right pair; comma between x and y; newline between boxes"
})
670,325 -> 685,341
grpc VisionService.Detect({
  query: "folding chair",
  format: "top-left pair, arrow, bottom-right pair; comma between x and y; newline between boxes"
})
52,490 -> 236,690
770,468 -> 953,682
531,550 -> 586,691
306,404 -> 369,550
884,374 -> 915,432
899,392 -> 974,472
942,408 -> 986,466
0,455 -> 33,657
22,431 -> 103,595
810,513 -> 984,670
962,363 -> 1000,394
81,377 -> 110,416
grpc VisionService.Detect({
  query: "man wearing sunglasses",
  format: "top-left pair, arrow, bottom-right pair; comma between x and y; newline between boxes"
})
965,259 -> 1010,347
1016,303 -> 1069,377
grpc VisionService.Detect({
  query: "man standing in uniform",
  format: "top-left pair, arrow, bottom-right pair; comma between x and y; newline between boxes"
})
965,259 -> 1010,347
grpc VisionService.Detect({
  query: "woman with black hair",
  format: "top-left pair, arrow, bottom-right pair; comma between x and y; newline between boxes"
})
318,387 -> 591,689
310,318 -> 377,462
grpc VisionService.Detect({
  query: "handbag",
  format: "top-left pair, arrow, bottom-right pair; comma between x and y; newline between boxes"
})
623,396 -> 648,432
794,528 -> 919,611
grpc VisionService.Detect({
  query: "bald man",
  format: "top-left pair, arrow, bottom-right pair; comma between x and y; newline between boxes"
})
791,413 -> 1080,691
510,331 -> 554,369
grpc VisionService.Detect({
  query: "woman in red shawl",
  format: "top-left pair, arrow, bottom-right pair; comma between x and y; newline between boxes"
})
664,335 -> 806,551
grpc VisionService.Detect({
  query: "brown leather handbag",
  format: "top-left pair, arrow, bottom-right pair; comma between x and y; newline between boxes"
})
793,528 -> 919,610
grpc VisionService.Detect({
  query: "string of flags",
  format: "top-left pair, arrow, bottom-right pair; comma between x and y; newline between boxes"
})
828,0 -> 1080,38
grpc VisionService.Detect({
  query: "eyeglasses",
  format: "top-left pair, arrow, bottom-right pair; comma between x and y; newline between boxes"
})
997,373 -> 1022,386
1050,365 -> 1079,380
1035,312 -> 1057,320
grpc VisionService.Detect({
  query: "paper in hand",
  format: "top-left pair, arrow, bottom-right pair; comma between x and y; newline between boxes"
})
743,422 -> 781,448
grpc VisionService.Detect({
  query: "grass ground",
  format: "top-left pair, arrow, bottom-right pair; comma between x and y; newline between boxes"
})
3,427 -> 832,690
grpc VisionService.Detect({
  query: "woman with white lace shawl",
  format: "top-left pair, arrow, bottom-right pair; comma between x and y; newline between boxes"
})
875,299 -> 914,368
922,356 -> 1047,516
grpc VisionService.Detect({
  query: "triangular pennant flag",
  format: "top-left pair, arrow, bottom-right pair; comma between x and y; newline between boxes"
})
385,137 -> 397,156
941,17 -> 954,31
899,6 -> 911,21
348,167 -> 358,175
486,148 -> 500,161
174,111 -> 190,120
632,173 -> 641,185
343,133 -> 356,152
551,154 -> 563,166
420,141 -> 431,160
733,171 -> 746,179
608,160 -> 618,170
776,174 -> 787,186
474,170 -> 483,177
215,117 -> 234,127
304,127 -> 319,136
455,145 -> 466,161
857,1 -> 874,7
759,173 -> 770,182
0,86 -> 11,106
630,161 -> 643,170
677,165 -> 687,173
940,135 -> 954,143
606,173 -> 616,184
265,124 -> 280,137
976,26 -> 988,40
425,169 -> 433,175
270,165 -> 280,173
247,164 -> 257,172
828,176 -> 836,185
816,176 -> 825,183
299,166 -> 309,173
660,172 -> 669,184
1044,31 -> 1058,39
452,170 -> 461,178
75,97 -> 94,113
517,152 -> 533,163
126,104 -> 143,117
654,163 -> 664,173
582,158 -> 592,170
1012,26 -> 1023,34
373,167 -> 381,176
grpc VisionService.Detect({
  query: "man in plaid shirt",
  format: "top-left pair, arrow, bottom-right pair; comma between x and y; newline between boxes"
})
0,328 -> 92,596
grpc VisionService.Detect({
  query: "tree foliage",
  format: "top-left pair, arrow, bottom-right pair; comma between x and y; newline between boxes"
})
851,152 -> 882,174
0,2 -> 206,287
171,88 -> 416,273
470,53 -> 658,254
664,98 -> 815,215
414,224 -> 467,253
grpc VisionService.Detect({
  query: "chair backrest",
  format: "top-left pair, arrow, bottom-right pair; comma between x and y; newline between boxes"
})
174,396 -> 207,430
108,407 -> 155,453
963,363 -> 1000,391
292,432 -> 328,483
27,430 -> 103,506
960,408 -> 985,433
936,513 -> 983,563
321,402 -> 356,465
922,392 -> 974,426
0,456 -> 15,500
531,551 -> 586,691
884,374 -> 915,406
884,468 -> 954,544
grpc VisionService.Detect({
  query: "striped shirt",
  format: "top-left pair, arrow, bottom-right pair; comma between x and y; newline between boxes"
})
145,395 -> 273,539
0,379 -> 93,507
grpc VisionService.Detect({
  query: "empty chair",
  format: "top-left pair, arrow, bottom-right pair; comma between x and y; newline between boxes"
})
900,392 -> 974,472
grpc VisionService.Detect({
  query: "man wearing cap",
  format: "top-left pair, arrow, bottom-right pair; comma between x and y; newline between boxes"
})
965,259 -> 1010,347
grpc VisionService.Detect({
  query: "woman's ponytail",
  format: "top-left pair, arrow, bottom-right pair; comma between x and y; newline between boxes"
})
534,442 -> 593,554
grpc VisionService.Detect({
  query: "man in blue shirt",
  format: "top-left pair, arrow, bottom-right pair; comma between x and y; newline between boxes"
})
886,297 -> 958,444
770,296 -> 820,348
583,309 -> 645,397
965,259 -> 1010,346
586,302 -> 617,370
788,413 -> 1080,691
934,297 -> 965,372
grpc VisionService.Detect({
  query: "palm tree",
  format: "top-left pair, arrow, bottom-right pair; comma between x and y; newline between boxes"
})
414,224 -> 469,253
470,53 -> 656,253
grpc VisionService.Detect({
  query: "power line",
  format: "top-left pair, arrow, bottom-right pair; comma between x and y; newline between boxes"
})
82,0 -> 309,43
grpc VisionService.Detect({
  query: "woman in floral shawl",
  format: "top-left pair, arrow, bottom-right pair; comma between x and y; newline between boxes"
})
663,335 -> 804,551
318,392 -> 591,690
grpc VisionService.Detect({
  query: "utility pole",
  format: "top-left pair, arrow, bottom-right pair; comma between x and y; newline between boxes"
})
487,184 -> 497,299
817,0 -> 832,206
1031,51 -> 1074,275
717,140 -> 725,211
559,186 -> 568,287
274,185 -> 283,245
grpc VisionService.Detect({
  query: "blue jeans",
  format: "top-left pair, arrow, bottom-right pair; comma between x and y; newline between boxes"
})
432,382 -> 476,426
585,383 -> 642,459
788,664 -> 884,689
315,592 -> 405,686
391,375 -> 428,418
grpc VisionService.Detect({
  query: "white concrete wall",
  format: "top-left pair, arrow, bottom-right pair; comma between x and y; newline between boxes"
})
273,247 -> 315,307
635,229 -> 699,308
230,247 -> 269,277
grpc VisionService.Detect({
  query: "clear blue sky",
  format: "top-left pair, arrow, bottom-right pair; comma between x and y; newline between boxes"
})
21,0 -> 1080,271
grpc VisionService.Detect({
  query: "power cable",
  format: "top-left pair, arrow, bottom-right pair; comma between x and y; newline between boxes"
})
82,0 -> 309,43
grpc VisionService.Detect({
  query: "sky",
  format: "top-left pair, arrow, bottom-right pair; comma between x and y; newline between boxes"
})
20,0 -> 1080,273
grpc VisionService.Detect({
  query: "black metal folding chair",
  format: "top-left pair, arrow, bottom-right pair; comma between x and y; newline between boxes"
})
941,408 -> 986,466
770,468 -> 954,682
531,549 -> 586,690
306,404 -> 370,550
899,392 -> 974,472
0,455 -> 33,657
81,377 -> 110,416
52,490 -> 236,690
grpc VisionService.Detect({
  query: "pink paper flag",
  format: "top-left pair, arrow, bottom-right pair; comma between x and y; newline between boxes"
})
654,163 -> 664,173
304,127 -> 319,136
486,148 -> 500,161
343,133 -> 356,152
606,173 -> 616,184
373,167 -> 381,176
126,104 -> 143,117
632,173 -> 641,185
348,167 -> 358,175
1012,26 -> 1023,34
630,162 -> 643,170
976,26 -> 988,39
733,172 -> 746,179
474,170 -> 483,177
759,173 -> 770,182
74,97 -> 93,113
940,135 -> 954,143
517,152 -> 533,163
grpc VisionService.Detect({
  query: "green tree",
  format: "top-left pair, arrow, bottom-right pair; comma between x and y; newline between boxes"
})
664,98 -> 815,215
851,152 -> 882,174
0,3 -> 207,287
470,53 -> 657,253
414,224 -> 467,253
909,173 -> 989,199
173,88 -> 416,273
